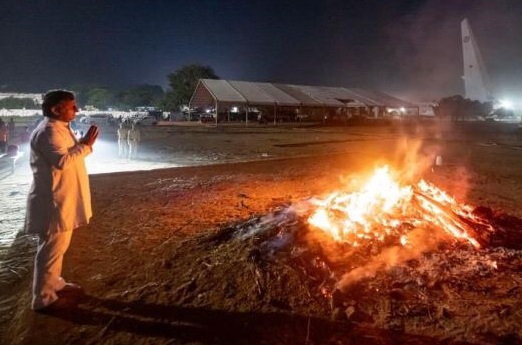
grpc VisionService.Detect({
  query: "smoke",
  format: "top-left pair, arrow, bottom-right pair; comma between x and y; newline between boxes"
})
235,206 -> 299,241
382,0 -> 522,101
393,136 -> 428,182
391,120 -> 475,201
335,227 -> 450,293
386,127 -> 440,184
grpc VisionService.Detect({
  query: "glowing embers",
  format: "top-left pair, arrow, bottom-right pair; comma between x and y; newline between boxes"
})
307,166 -> 486,248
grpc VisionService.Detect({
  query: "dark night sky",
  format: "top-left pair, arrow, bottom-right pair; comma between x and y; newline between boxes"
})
1,0 -> 522,101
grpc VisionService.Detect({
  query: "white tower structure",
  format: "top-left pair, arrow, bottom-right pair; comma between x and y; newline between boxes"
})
461,18 -> 493,102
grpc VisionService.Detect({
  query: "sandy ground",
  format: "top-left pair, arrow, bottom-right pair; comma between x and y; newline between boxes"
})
2,120 -> 522,344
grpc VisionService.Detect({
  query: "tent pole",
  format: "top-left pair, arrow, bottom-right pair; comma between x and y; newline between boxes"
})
274,104 -> 277,126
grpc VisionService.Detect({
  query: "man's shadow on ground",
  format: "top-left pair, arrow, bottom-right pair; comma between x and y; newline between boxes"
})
42,294 -> 467,345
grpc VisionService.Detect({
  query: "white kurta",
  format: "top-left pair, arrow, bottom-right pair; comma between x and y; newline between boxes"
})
25,117 -> 93,235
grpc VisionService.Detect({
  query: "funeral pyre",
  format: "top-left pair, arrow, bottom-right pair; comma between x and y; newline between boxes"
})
169,166 -> 522,343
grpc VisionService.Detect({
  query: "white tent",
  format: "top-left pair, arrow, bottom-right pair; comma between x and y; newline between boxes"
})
190,79 -> 415,123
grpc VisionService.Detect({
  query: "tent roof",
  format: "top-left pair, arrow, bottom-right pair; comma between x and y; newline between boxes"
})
190,79 -> 413,109
227,81 -> 276,106
201,79 -> 246,103
256,83 -> 301,106
269,84 -> 321,107
345,88 -> 414,107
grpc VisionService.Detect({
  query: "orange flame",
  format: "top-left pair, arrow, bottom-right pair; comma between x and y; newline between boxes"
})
308,166 -> 485,248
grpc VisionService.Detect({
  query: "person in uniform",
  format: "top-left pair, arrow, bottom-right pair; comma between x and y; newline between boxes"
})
0,122 -> 7,154
8,118 -> 16,143
117,122 -> 128,158
127,123 -> 140,159
25,90 -> 99,311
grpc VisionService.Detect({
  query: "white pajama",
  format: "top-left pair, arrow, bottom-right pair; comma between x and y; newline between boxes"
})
127,128 -> 140,159
128,140 -> 138,159
32,230 -> 73,310
117,127 -> 128,158
118,139 -> 128,157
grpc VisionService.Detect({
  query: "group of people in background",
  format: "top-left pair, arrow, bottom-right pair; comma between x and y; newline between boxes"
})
0,117 -> 31,155
1,115 -> 144,160
117,120 -> 141,159
0,119 -> 8,154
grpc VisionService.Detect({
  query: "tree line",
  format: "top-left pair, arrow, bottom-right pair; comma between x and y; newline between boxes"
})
433,95 -> 514,120
0,64 -> 219,112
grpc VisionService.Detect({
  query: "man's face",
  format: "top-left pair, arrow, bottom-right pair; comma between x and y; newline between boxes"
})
52,99 -> 78,122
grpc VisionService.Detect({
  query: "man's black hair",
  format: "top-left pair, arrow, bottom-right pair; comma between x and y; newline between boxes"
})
42,90 -> 75,118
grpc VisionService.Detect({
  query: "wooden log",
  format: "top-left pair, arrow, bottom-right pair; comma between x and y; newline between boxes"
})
412,189 -> 488,248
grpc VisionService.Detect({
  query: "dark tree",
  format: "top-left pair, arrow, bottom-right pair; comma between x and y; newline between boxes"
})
163,64 -> 218,111
83,87 -> 117,110
0,97 -> 38,109
117,85 -> 164,110
433,95 -> 492,121
71,85 -> 164,110
69,84 -> 93,107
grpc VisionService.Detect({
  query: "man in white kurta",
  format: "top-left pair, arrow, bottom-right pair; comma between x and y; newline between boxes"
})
25,90 -> 99,311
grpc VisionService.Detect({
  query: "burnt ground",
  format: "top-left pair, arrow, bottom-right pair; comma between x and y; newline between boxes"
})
2,120 -> 522,345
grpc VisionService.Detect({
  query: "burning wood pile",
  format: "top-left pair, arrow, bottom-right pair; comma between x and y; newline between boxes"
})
307,165 -> 488,249
207,166 -> 522,342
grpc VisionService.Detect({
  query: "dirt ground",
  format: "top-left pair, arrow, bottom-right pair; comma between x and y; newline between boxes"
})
2,120 -> 522,345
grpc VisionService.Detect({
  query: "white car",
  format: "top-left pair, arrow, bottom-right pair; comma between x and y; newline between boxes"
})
79,114 -> 115,125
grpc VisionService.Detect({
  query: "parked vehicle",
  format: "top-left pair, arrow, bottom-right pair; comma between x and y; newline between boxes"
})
135,116 -> 157,126
199,113 -> 215,123
79,113 -> 115,125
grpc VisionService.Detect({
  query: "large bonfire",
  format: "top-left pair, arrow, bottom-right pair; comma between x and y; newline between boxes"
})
307,165 -> 489,249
